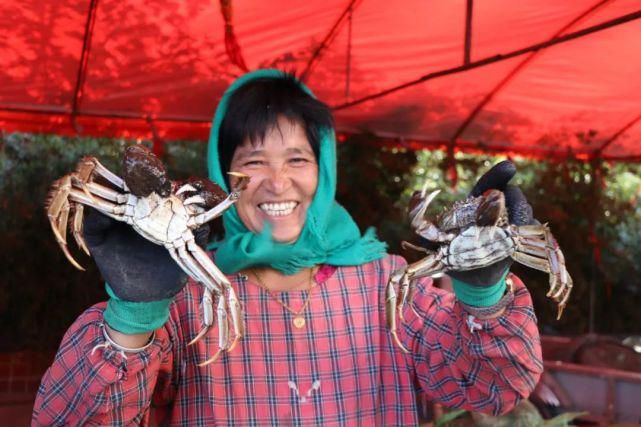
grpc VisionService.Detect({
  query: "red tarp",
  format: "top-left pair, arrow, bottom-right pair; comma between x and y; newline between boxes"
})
1,0 -> 640,161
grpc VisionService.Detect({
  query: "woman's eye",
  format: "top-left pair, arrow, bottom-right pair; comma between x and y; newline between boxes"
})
289,157 -> 310,165
243,160 -> 264,167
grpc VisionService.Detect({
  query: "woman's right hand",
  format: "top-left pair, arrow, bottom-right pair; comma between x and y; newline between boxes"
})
82,208 -> 190,302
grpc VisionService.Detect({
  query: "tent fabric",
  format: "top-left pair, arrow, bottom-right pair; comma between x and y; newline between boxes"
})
1,0 -> 640,161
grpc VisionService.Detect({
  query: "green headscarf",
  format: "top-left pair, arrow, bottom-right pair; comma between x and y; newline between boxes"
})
207,69 -> 387,275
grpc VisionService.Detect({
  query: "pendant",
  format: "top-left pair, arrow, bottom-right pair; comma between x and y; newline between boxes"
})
293,316 -> 306,328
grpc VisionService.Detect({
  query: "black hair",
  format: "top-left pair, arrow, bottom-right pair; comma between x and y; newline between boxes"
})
218,73 -> 334,182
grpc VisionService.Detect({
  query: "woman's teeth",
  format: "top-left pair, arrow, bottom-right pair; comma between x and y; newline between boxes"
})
259,201 -> 298,217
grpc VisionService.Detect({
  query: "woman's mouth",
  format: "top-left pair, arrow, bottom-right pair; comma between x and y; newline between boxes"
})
258,201 -> 299,217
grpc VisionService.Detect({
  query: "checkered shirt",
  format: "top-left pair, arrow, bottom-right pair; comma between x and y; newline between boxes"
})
33,254 -> 542,426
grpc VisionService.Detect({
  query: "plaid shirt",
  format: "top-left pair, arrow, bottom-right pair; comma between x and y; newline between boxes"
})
33,254 -> 542,426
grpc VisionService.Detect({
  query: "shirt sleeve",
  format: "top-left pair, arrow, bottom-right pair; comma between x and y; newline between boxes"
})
398,269 -> 543,416
32,300 -> 181,426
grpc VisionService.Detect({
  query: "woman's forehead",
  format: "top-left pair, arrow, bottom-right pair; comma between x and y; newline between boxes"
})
235,121 -> 312,154
233,141 -> 314,160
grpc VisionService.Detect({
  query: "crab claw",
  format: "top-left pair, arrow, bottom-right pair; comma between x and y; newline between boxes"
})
409,188 -> 455,243
408,186 -> 441,230
476,189 -> 505,228
228,172 -> 250,192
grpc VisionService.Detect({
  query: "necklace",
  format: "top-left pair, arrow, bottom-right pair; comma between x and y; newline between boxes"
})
251,267 -> 315,329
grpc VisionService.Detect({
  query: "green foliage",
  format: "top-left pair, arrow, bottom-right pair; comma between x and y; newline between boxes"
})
0,133 -> 207,351
0,134 -> 121,351
393,150 -> 641,334
163,140 -> 208,179
1,131 -> 640,352
509,160 -> 641,334
435,401 -> 587,427
336,134 -> 418,255
435,409 -> 468,427
472,401 -> 585,427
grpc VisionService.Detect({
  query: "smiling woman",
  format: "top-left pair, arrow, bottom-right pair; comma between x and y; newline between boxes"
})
33,69 -> 544,426
229,117 -> 319,243
208,70 -> 387,278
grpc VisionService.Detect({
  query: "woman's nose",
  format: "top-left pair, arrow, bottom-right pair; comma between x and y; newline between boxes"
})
264,165 -> 291,193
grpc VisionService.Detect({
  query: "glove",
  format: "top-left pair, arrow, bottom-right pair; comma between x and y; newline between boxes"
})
83,208 -> 209,334
448,160 -> 534,306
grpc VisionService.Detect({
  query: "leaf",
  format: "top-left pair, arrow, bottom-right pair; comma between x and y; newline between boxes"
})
435,409 -> 468,427
543,411 -> 589,427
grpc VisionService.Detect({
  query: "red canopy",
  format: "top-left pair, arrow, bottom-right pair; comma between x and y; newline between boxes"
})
1,0 -> 640,161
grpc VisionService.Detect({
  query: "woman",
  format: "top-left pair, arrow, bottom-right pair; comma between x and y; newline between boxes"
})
33,70 -> 542,426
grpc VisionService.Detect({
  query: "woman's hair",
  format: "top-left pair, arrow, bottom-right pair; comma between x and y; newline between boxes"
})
218,73 -> 334,180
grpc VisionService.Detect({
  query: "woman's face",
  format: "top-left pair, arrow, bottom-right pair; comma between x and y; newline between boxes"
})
228,116 -> 319,243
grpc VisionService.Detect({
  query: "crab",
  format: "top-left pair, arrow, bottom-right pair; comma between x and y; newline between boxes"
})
386,184 -> 573,352
46,145 -> 249,366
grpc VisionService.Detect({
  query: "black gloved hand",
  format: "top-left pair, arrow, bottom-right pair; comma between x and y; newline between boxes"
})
448,160 -> 534,287
83,208 -> 209,302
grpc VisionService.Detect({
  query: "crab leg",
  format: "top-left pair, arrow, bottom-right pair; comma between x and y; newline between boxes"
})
67,182 -> 127,257
47,161 -> 130,269
67,189 -> 127,218
199,295 -> 229,367
556,276 -> 573,319
186,287 -> 216,350
513,227 -> 573,319
172,239 -> 244,363
80,181 -> 129,203
188,194 -> 237,227
187,241 -> 244,352
543,232 -> 573,319
392,252 -> 445,329
400,255 -> 446,315
401,241 -> 430,254
72,205 -> 91,256
511,251 -> 550,273
48,176 -> 126,268
77,156 -> 125,190
169,247 -> 223,295
386,270 -> 409,353
47,177 -> 85,270
225,287 -> 243,352
512,248 -> 565,299
168,245 -> 224,349
514,235 -> 546,253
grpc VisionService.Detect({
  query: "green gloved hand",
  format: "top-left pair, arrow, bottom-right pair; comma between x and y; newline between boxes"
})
448,161 -> 535,307
83,208 -> 209,334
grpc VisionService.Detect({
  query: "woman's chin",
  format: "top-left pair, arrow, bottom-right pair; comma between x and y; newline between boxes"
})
268,223 -> 303,244
270,231 -> 301,244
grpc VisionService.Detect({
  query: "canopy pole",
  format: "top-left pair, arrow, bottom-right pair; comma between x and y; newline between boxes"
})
447,0 -> 610,150
71,0 -> 100,132
332,8 -> 641,111
463,0 -> 473,65
593,112 -> 641,158
345,4 -> 354,102
587,158 -> 605,334
300,0 -> 361,82
146,116 -> 165,158
220,0 -> 249,72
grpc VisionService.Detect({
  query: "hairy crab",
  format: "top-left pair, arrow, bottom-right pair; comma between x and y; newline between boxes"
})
46,145 -> 249,365
387,185 -> 573,352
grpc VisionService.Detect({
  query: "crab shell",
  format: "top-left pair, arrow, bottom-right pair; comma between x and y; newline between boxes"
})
408,187 -> 509,247
433,189 -> 508,233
